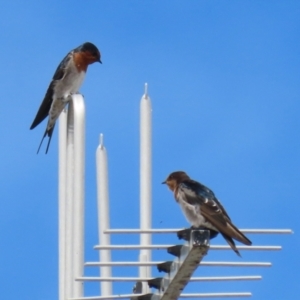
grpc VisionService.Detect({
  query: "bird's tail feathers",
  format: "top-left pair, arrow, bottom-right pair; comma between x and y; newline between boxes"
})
226,221 -> 252,246
221,233 -> 241,257
37,125 -> 55,154
37,130 -> 47,154
45,126 -> 55,154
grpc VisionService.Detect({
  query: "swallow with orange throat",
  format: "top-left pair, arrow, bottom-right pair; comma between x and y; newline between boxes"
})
30,42 -> 101,154
163,171 -> 252,256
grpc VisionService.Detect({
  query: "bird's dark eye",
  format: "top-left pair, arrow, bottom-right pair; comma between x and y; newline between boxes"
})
93,52 -> 98,57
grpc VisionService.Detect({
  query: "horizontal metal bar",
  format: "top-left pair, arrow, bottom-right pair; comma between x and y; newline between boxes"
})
76,276 -> 261,282
69,294 -> 144,300
84,261 -> 271,267
211,245 -> 281,251
104,228 -> 293,234
69,292 -> 252,300
202,261 -> 271,267
94,244 -> 281,251
179,293 -> 252,298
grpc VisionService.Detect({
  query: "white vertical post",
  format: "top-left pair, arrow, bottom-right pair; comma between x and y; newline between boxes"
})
72,94 -> 85,297
65,100 -> 75,299
139,83 -> 152,293
96,134 -> 112,296
59,110 -> 67,300
59,94 -> 85,300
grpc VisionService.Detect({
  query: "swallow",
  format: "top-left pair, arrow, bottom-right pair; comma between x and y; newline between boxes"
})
162,171 -> 252,256
30,42 -> 101,154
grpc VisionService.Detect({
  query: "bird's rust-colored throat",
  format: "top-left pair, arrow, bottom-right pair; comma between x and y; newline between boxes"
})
163,171 -> 190,192
73,51 -> 99,72
164,179 -> 177,192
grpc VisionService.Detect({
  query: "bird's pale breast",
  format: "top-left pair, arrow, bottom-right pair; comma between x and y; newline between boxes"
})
176,190 -> 218,230
47,61 -> 85,130
53,61 -> 85,99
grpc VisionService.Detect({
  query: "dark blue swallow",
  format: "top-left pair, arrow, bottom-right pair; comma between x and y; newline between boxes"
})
163,171 -> 252,256
30,42 -> 101,154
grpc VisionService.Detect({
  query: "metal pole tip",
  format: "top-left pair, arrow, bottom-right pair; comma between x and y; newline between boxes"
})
144,83 -> 148,98
100,133 -> 104,149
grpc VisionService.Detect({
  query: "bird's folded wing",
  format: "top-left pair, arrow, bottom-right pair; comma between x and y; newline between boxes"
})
178,181 -> 251,246
52,51 -> 73,81
179,181 -> 230,222
30,83 -> 54,129
30,52 -> 72,130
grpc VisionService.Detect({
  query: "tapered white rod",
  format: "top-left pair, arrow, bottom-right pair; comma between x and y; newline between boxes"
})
69,292 -> 252,300
104,229 -> 293,234
76,275 -> 262,282
72,94 -> 85,297
84,261 -> 271,267
96,134 -> 112,296
139,83 -> 152,293
59,109 -> 67,300
94,245 -> 282,251
65,100 -> 75,298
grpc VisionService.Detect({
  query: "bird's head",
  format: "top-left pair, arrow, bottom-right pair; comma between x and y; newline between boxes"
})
162,171 -> 190,191
77,42 -> 102,64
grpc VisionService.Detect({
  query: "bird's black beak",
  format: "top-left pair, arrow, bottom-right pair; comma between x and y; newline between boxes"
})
162,181 -> 166,184
98,59 -> 102,64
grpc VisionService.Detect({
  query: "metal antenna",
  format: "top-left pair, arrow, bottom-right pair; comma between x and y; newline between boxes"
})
58,86 -> 293,300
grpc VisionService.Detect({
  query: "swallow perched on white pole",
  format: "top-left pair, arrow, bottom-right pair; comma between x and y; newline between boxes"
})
30,42 -> 101,154
163,171 -> 252,256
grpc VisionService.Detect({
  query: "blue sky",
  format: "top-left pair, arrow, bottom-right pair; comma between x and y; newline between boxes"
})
0,1 -> 299,299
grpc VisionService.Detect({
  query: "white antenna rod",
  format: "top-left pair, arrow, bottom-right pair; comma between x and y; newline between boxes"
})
59,94 -> 85,299
96,133 -> 112,296
76,275 -> 262,282
94,244 -> 282,251
139,83 -> 152,293
69,292 -> 252,300
72,95 -> 85,298
84,261 -> 272,267
104,228 -> 293,234
65,99 -> 75,298
58,110 -> 67,300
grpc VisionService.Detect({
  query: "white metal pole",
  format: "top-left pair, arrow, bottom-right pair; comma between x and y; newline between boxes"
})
84,261 -> 272,267
65,99 -> 75,298
76,276 -> 262,282
59,109 -> 67,300
94,244 -> 282,251
68,292 -> 252,300
139,83 -> 152,293
96,134 -> 112,296
104,228 -> 293,235
72,94 -> 85,297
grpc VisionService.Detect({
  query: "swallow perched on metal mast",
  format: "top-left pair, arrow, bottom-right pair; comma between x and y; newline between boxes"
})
30,42 -> 101,154
163,171 -> 252,256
